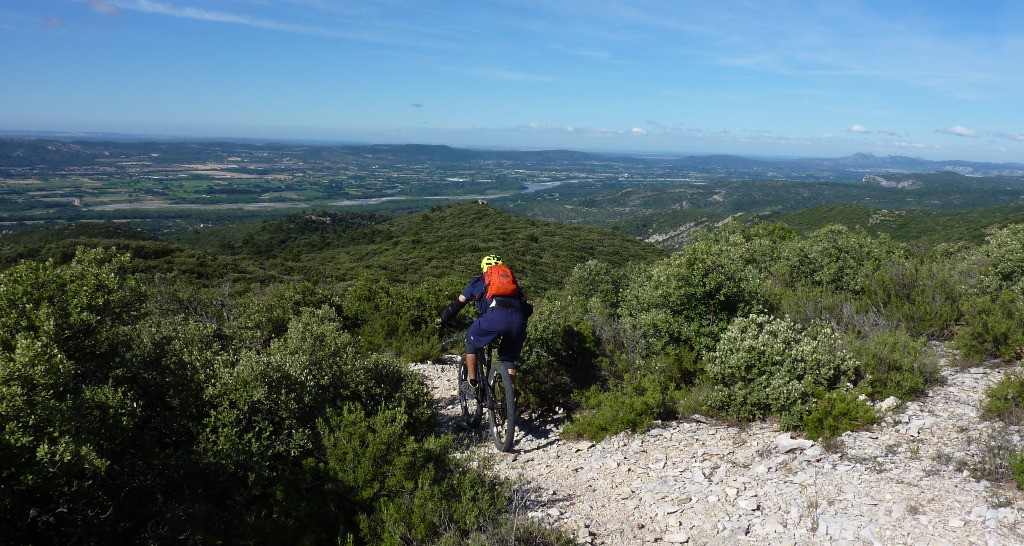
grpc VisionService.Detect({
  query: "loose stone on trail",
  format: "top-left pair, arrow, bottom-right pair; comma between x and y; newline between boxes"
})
409,357 -> 1024,544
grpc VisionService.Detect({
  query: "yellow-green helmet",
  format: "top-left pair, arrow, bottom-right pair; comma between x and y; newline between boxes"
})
480,254 -> 504,272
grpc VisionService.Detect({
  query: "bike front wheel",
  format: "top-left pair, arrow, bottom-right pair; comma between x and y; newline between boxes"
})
487,363 -> 516,451
458,360 -> 483,428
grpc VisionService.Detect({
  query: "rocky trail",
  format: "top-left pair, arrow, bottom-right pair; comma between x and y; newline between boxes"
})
410,352 -> 1024,545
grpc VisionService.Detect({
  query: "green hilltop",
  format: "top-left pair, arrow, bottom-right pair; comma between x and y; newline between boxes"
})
174,202 -> 666,294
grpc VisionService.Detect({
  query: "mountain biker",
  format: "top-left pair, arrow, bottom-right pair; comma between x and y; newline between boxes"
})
437,255 -> 530,390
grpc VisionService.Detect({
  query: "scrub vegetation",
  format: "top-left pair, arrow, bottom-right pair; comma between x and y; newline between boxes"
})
4,188 -> 1024,541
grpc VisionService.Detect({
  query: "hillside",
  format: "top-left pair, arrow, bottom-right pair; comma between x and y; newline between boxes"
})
775,204 -> 1024,246
176,203 -> 667,294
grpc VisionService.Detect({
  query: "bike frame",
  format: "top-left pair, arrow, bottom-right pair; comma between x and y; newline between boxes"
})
457,343 -> 516,451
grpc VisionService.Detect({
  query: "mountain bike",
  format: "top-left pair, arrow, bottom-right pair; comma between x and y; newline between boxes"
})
457,344 -> 516,452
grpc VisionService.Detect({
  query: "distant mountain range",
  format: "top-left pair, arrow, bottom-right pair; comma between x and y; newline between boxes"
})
1,136 -> 1021,179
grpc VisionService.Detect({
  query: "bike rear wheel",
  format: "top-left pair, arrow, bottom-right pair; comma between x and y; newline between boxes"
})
487,363 -> 516,452
457,359 -> 483,428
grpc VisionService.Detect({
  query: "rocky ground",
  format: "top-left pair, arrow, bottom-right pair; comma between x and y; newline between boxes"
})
410,351 -> 1024,545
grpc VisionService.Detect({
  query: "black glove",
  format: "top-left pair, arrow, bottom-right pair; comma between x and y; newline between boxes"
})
438,299 -> 467,326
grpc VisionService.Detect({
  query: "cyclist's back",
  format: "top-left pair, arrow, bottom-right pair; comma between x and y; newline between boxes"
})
437,255 -> 530,388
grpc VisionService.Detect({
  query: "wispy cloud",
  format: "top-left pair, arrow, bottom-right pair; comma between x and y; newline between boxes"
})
89,0 -> 121,15
994,132 -> 1024,142
446,66 -> 551,83
938,125 -> 979,137
411,103 -> 424,108
848,124 -> 870,133
121,0 -> 316,33
98,0 -> 479,50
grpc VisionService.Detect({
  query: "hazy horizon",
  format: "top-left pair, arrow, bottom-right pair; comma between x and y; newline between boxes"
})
6,128 -> 1024,166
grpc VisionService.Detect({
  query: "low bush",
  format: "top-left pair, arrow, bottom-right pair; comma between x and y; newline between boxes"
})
981,372 -> 1024,425
779,285 -> 892,335
341,274 -> 463,360
516,302 -> 603,415
862,257 -> 962,339
704,314 -> 858,429
802,390 -> 876,442
954,291 -> 1024,361
776,225 -> 906,296
1011,451 -> 1024,490
964,429 -> 1021,485
848,330 -> 940,401
963,224 -> 1024,298
563,373 -> 679,442
619,237 -> 772,359
315,406 -> 549,545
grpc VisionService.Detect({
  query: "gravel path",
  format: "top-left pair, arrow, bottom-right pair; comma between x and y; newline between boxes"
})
410,353 -> 1024,545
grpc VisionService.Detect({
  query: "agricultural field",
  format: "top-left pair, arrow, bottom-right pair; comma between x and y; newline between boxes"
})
3,138 -> 1024,244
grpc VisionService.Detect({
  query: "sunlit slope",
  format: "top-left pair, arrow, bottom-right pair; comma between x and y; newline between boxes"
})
775,204 -> 1024,245
178,203 -> 666,294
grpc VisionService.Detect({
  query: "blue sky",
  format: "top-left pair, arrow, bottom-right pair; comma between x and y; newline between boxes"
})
2,0 -> 1023,162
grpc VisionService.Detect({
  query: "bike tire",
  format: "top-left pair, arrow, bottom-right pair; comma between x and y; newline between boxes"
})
487,363 -> 516,452
458,357 -> 483,428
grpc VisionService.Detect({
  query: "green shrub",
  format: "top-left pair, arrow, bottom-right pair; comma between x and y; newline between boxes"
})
517,303 -> 601,415
803,390 -> 876,442
981,372 -> 1024,425
311,405 -> 573,546
341,274 -> 462,360
778,284 -> 890,335
1011,451 -> 1024,490
777,224 -> 906,295
559,259 -> 632,317
862,257 -> 962,338
201,306 -> 435,480
620,235 -> 772,358
0,249 -> 568,545
954,291 -> 1024,361
705,314 -> 858,429
963,224 -> 1024,298
848,330 -> 940,401
224,281 -> 331,347
563,373 -> 678,442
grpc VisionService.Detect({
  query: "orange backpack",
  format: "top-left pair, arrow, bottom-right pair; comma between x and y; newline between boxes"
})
484,264 -> 519,299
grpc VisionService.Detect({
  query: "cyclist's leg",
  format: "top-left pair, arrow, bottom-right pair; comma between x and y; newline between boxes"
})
466,317 -> 501,385
496,312 -> 528,379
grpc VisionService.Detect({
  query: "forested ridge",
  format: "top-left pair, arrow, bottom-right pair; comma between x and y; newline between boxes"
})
2,202 -> 1023,544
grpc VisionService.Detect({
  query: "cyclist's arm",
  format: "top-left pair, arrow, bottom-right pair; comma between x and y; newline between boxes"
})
438,294 -> 468,325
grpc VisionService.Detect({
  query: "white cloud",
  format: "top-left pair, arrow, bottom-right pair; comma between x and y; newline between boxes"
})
848,124 -> 870,133
630,127 -> 646,136
938,125 -> 978,137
